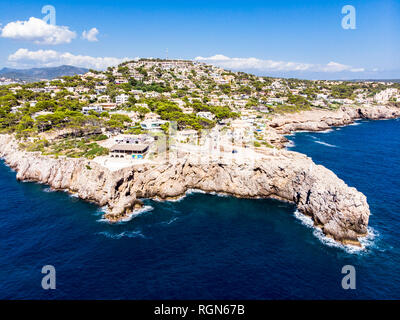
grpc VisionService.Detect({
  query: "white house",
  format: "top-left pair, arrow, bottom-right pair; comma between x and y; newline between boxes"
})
11,105 -> 24,113
98,102 -> 117,110
267,98 -> 284,104
82,105 -> 103,115
258,106 -> 270,113
115,94 -> 130,105
140,119 -> 168,131
234,100 -> 248,108
115,78 -> 129,85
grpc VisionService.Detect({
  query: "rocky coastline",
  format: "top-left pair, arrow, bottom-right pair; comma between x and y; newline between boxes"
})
266,104 -> 400,148
1,105 -> 399,247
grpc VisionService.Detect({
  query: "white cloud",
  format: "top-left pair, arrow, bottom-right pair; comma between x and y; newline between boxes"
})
320,61 -> 365,73
349,67 -> 366,73
194,54 -> 365,73
8,48 -> 130,70
0,17 -> 76,45
82,27 -> 99,42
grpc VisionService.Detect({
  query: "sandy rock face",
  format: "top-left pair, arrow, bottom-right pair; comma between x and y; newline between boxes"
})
0,134 -> 370,245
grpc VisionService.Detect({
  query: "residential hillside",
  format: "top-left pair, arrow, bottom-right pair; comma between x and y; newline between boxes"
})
0,58 -> 399,160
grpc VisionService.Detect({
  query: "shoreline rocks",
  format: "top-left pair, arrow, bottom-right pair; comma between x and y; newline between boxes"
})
0,134 -> 371,247
2,106 -> 398,246
267,105 -> 400,148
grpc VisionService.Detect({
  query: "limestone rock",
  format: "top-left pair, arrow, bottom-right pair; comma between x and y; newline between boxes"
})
0,133 -> 370,245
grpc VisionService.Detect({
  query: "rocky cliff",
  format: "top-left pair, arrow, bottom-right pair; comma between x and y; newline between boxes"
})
267,105 -> 400,148
0,133 -> 370,246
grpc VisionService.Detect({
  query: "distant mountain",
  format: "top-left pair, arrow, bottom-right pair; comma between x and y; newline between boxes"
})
0,65 -> 89,82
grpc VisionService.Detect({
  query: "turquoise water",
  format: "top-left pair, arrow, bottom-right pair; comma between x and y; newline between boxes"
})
0,118 -> 399,299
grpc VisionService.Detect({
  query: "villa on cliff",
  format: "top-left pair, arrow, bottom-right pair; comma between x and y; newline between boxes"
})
109,144 -> 149,159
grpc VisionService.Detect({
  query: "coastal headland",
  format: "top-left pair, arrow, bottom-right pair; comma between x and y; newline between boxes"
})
2,104 -> 399,246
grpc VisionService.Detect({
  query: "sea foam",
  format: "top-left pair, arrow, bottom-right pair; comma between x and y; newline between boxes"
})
96,205 -> 154,223
118,205 -> 154,222
293,209 -> 377,254
161,217 -> 179,226
314,140 -> 338,148
285,141 -> 295,148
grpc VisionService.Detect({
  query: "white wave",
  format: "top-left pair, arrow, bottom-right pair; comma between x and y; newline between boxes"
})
294,209 -> 314,227
153,195 -> 186,202
93,205 -> 107,217
293,130 -> 314,133
154,189 -> 232,203
209,191 -> 229,197
151,189 -> 231,205
96,230 -> 146,239
167,195 -> 186,202
96,205 -> 154,223
285,141 -> 295,148
153,189 -> 208,203
189,189 -> 230,198
314,140 -> 338,148
359,226 -> 379,250
161,217 -> 179,225
186,188 -> 206,195
319,128 -> 334,133
44,187 -> 80,197
349,121 -> 361,126
293,210 -> 377,254
117,205 -> 154,223
293,128 -> 334,134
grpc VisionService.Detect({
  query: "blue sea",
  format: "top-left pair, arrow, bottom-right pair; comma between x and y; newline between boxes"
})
1,118 -> 400,299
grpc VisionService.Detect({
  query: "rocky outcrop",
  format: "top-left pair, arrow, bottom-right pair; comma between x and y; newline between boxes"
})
0,134 -> 370,246
268,105 -> 400,148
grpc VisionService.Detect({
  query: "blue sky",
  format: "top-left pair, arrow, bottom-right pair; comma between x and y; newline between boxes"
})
0,0 -> 398,79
